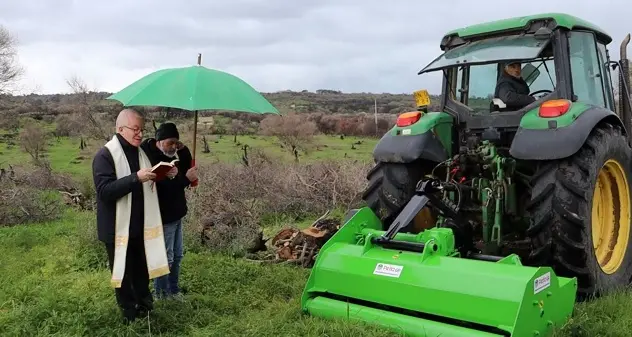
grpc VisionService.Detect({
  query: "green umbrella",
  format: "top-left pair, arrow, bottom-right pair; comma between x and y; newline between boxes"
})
106,64 -> 279,113
106,55 -> 280,186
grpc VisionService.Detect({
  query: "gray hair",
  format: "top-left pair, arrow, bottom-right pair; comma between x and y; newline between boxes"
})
115,108 -> 144,128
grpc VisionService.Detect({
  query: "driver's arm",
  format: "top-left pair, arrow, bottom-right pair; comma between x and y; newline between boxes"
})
497,84 -> 536,108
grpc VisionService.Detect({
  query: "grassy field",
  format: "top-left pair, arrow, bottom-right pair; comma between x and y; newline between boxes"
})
0,130 -> 377,180
1,128 -> 632,336
0,210 -> 403,337
3,210 -> 632,337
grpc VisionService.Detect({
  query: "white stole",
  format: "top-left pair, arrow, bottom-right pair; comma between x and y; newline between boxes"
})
105,135 -> 170,288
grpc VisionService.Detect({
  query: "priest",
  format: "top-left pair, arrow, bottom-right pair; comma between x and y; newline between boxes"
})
92,108 -> 170,322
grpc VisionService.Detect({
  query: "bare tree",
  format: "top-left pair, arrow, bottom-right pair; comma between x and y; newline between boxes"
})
230,119 -> 246,135
0,25 -> 24,94
259,113 -> 318,154
19,119 -> 47,165
66,74 -> 91,105
65,74 -> 112,141
230,119 -> 247,142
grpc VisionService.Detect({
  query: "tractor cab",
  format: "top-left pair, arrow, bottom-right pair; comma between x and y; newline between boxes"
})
420,32 -> 557,115
416,13 -> 624,133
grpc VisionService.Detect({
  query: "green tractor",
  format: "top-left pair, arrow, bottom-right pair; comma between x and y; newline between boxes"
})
301,13 -> 632,337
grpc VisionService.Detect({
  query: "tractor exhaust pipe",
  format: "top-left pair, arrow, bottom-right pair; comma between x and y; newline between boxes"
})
619,33 -> 632,144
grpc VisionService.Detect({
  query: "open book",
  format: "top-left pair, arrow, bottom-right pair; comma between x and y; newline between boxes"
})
151,159 -> 179,181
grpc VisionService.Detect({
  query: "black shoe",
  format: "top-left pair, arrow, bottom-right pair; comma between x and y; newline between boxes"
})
136,308 -> 149,319
122,308 -> 137,324
136,303 -> 152,317
137,296 -> 154,313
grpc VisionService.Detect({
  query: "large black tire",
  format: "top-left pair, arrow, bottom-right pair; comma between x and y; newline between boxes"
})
527,123 -> 632,298
361,160 -> 435,230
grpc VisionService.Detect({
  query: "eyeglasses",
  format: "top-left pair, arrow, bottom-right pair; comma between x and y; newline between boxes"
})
122,126 -> 145,134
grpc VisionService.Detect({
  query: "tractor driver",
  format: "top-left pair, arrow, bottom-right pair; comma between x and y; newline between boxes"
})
493,61 -> 536,111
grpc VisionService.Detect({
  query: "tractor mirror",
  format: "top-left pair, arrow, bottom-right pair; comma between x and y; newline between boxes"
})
522,63 -> 540,86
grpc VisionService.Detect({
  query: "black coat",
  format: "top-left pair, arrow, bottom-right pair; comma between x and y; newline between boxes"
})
92,133 -> 145,243
140,138 -> 193,225
494,71 -> 536,111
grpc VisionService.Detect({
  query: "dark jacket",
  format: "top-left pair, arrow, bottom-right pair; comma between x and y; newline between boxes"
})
494,71 -> 536,111
92,133 -> 144,243
140,138 -> 193,225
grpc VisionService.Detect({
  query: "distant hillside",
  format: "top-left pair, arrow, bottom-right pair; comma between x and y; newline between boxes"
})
0,88 -> 496,138
261,90 -> 442,115
0,89 -> 443,118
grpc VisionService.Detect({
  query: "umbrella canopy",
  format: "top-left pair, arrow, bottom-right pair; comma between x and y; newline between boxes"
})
106,65 -> 279,114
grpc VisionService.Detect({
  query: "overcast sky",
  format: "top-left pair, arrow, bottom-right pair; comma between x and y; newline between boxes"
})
0,0 -> 629,95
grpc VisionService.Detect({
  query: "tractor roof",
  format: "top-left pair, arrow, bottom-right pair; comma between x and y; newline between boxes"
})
441,13 -> 611,48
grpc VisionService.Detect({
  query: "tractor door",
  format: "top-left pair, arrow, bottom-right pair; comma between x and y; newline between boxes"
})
567,30 -> 613,110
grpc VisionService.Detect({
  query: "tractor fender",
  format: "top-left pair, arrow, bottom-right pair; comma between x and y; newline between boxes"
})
509,107 -> 627,160
372,131 -> 448,164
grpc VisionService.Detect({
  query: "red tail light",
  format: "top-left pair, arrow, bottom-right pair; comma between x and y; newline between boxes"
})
397,111 -> 422,127
538,99 -> 571,118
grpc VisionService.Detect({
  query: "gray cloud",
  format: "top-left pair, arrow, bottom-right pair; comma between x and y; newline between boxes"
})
0,0 -> 629,95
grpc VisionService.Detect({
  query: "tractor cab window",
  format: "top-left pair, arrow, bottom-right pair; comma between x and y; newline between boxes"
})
454,63 -> 499,114
568,31 -> 607,108
597,42 -> 615,111
452,58 -> 556,114
524,59 -> 557,94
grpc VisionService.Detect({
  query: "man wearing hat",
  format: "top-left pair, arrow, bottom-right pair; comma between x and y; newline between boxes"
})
493,61 -> 536,111
140,122 -> 197,300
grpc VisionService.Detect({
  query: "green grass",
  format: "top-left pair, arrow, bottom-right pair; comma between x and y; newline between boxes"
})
0,133 -> 377,180
0,133 -> 95,179
0,131 -> 394,336
185,133 -> 377,164
1,210 -> 631,337
0,210 -> 396,337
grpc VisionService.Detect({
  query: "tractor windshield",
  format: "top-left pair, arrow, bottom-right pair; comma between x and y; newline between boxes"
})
420,33 -> 557,114
419,34 -> 550,73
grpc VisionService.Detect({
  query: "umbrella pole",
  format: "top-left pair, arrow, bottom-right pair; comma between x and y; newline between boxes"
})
190,53 -> 201,187
191,109 -> 199,187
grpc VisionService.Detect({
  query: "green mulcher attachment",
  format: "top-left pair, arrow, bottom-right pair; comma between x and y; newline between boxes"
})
300,179 -> 577,337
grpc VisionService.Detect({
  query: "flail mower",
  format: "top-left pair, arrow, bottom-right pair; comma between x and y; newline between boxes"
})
301,13 -> 632,337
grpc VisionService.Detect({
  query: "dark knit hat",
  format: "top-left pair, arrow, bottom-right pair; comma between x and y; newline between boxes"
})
155,122 -> 179,141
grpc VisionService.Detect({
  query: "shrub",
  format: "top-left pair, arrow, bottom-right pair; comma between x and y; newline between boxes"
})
187,150 -> 371,256
258,113 -> 318,153
0,165 -> 77,226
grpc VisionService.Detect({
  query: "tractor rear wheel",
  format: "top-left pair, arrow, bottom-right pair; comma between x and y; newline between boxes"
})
527,123 -> 632,298
361,160 -> 436,232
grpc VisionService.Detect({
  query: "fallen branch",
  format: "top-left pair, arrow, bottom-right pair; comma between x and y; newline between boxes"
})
248,217 -> 341,267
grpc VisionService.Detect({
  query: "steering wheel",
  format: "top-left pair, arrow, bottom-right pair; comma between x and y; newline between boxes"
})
529,89 -> 552,99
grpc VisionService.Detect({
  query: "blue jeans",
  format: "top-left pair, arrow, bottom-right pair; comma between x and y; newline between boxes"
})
153,218 -> 184,298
